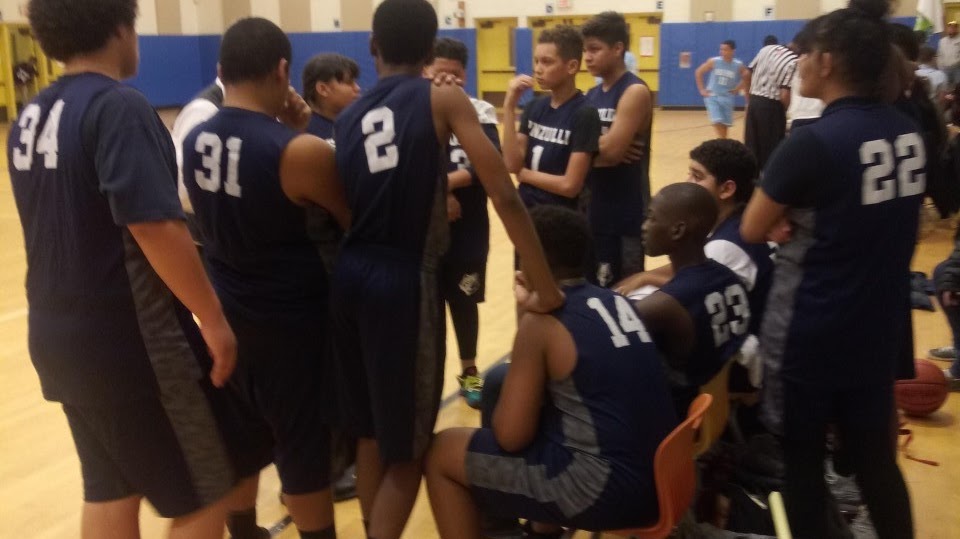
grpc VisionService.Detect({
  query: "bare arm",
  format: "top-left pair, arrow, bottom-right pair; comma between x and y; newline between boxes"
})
516,151 -> 593,199
279,134 -> 351,230
779,87 -> 791,110
447,169 -> 473,190
695,59 -> 714,97
741,188 -> 787,243
127,220 -> 236,387
594,84 -> 652,167
632,291 -> 696,372
434,84 -> 563,312
613,263 -> 675,294
502,76 -> 534,174
733,65 -> 751,95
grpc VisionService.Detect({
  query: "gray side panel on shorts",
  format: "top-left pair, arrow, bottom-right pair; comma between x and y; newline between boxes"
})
122,231 -> 235,505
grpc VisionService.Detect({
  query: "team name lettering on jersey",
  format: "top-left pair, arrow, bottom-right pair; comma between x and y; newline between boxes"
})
526,120 -> 572,145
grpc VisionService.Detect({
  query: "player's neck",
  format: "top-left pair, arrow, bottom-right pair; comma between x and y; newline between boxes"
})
223,86 -> 280,117
62,56 -> 123,80
716,203 -> 738,226
378,63 -> 425,79
601,65 -> 627,89
313,104 -> 338,122
668,246 -> 707,273
549,81 -> 579,107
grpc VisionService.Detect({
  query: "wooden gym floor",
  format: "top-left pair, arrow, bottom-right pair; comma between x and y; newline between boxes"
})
0,110 -> 958,538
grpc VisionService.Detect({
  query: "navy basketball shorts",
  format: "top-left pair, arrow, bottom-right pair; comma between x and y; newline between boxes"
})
465,428 -> 659,531
227,312 -> 333,494
62,373 -> 268,518
593,234 -> 645,288
332,245 -> 446,463
441,256 -> 487,304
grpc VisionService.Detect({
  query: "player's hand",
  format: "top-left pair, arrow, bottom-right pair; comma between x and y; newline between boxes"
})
942,291 -> 960,307
506,75 -> 535,103
431,72 -> 464,88
446,193 -> 462,222
622,140 -> 645,164
199,314 -> 237,387
613,272 -> 647,296
278,86 -> 311,132
514,271 -> 565,314
699,89 -> 711,97
767,217 -> 793,244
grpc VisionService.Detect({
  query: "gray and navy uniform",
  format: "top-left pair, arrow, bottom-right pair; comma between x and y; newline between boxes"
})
466,283 -> 677,531
585,72 -> 651,286
8,73 -> 261,516
184,107 -> 332,494
332,75 -> 448,462
304,111 -> 342,272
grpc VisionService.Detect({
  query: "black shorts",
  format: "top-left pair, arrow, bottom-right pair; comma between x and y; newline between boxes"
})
332,246 -> 446,463
592,234 -> 645,288
63,375 -> 268,518
227,313 -> 333,494
441,257 -> 487,304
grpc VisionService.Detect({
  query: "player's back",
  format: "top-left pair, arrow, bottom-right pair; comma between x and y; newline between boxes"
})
335,75 -> 446,259
183,107 -> 327,321
708,211 -> 774,334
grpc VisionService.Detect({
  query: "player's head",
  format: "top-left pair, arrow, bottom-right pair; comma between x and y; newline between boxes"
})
720,40 -> 736,61
28,0 -> 139,77
426,37 -> 469,86
688,139 -> 758,210
889,23 -> 920,62
535,25 -> 583,90
918,45 -> 936,65
371,0 -> 437,70
797,0 -> 892,100
529,205 -> 592,280
582,12 -> 629,77
764,35 -> 779,46
948,21 -> 959,37
302,53 -> 360,114
219,17 -> 292,112
642,183 -> 718,257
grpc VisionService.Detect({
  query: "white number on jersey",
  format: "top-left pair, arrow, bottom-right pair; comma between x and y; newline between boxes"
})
13,99 -> 65,171
587,295 -> 653,349
860,133 -> 926,205
704,284 -> 751,347
194,133 -> 243,197
362,107 -> 399,173
530,145 -> 545,172
450,148 -> 470,170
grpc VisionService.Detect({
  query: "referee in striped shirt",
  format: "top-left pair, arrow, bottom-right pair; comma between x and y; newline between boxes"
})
744,35 -> 798,169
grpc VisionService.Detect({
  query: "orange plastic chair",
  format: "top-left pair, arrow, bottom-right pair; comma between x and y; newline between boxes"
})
694,360 -> 733,456
601,393 -> 714,539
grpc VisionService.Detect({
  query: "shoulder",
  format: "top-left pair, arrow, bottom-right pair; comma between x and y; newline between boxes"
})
469,96 -> 499,125
283,133 -> 334,168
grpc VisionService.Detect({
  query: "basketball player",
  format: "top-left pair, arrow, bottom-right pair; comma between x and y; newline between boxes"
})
424,37 -> 502,409
303,53 -> 361,144
695,40 -> 750,139
740,1 -> 916,536
183,18 -> 350,539
502,25 -> 601,212
631,183 -> 751,416
425,205 -> 677,539
9,1 -> 266,537
331,2 -> 562,538
582,11 -> 654,287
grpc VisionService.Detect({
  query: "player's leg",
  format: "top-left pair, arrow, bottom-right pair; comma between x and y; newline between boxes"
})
445,261 -> 486,408
479,362 -> 510,428
781,378 -> 832,539
168,496 -> 232,539
81,496 -> 142,539
356,437 -> 385,526
225,477 -> 269,539
425,428 -> 483,539
706,96 -> 727,139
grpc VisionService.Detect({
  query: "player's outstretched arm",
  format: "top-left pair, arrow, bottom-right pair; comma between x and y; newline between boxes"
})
631,291 -> 695,373
434,84 -> 563,312
594,84 -> 651,167
614,264 -> 675,295
279,134 -> 352,230
128,220 -> 236,387
502,75 -> 533,174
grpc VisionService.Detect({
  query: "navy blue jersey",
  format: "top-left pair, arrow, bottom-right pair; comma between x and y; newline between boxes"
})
761,97 -> 924,387
660,260 -> 751,390
183,107 -> 327,322
518,93 -> 601,209
585,73 -> 651,236
446,98 -> 500,262
707,211 -> 774,334
306,112 -> 335,144
8,73 -> 209,405
542,283 -> 677,484
335,75 -> 447,258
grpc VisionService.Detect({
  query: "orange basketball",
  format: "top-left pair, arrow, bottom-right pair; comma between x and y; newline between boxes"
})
895,360 -> 948,417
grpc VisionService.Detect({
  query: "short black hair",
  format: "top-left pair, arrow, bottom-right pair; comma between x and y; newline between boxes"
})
690,139 -> 758,205
302,53 -> 359,104
373,0 -> 437,66
28,0 -> 137,62
220,18 -> 291,84
656,183 -> 718,244
722,39 -> 736,49
763,35 -> 779,46
433,37 -> 469,68
889,22 -> 920,62
539,25 -> 584,63
581,12 -> 630,56
529,205 -> 592,279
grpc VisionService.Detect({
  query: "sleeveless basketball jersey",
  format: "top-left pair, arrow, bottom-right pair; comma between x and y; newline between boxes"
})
707,57 -> 744,96
8,73 -> 206,405
306,112 -> 335,145
542,282 -> 677,476
183,107 -> 327,321
585,72 -> 650,236
518,93 -> 600,209
660,259 -> 751,388
335,75 -> 447,259
708,211 -> 774,334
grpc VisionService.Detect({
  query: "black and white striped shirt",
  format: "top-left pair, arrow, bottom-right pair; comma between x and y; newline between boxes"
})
748,45 -> 798,101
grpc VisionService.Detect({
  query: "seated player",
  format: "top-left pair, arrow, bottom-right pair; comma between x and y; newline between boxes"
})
425,205 -> 678,539
502,25 -> 601,212
183,18 -> 350,539
424,37 -> 502,408
631,183 -> 752,416
302,53 -> 361,145
618,139 -> 772,391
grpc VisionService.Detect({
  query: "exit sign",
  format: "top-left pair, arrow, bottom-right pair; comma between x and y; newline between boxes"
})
557,0 -> 572,9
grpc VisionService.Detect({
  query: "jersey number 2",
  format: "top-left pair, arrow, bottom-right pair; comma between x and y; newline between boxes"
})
860,133 -> 925,206
12,100 -> 65,171
362,107 -> 399,173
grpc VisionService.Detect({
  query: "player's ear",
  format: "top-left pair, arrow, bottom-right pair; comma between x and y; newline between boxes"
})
277,58 -> 290,83
216,63 -> 223,81
670,221 -> 687,241
566,58 -> 581,75
317,81 -> 330,98
369,35 -> 379,58
719,179 -> 737,201
818,51 -> 833,79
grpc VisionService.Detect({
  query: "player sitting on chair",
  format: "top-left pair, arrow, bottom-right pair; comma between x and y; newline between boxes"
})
631,183 -> 752,416
425,205 -> 678,539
